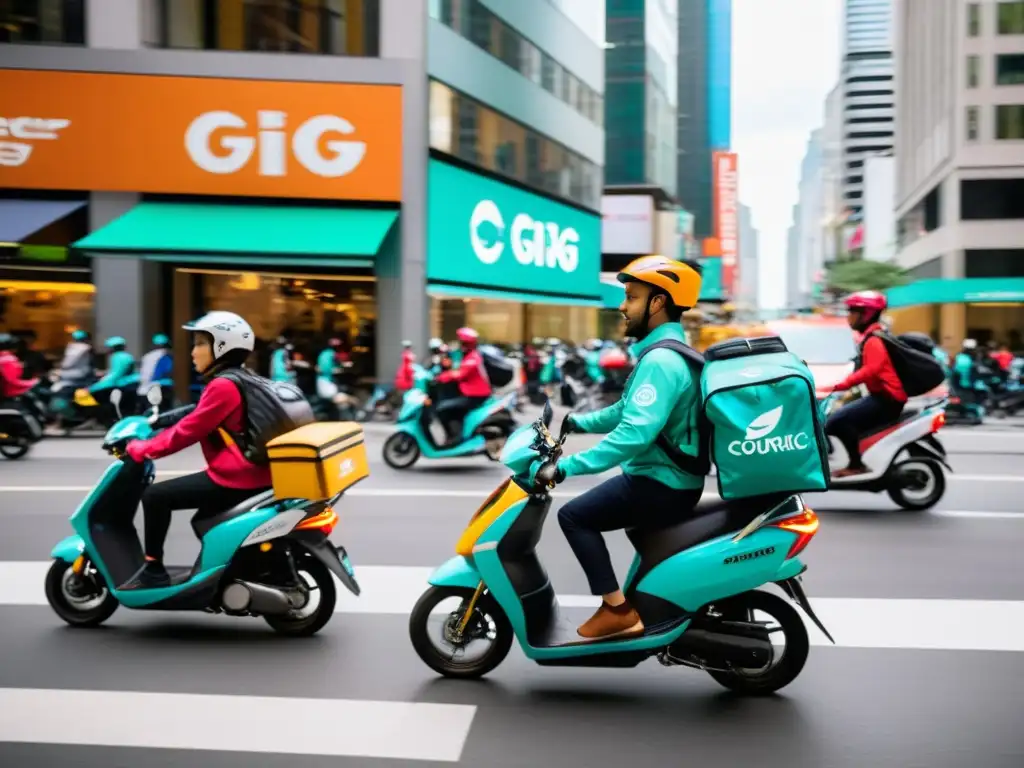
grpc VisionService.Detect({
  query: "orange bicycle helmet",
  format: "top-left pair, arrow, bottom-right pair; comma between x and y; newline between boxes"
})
617,255 -> 702,309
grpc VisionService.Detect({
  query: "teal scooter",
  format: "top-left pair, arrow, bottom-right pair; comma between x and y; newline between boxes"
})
381,367 -> 517,469
408,401 -> 834,695
45,387 -> 360,637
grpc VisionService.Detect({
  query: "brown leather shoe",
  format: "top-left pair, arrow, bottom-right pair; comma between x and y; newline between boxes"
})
833,466 -> 869,478
577,601 -> 645,640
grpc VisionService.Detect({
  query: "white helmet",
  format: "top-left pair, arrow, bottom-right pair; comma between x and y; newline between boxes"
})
183,311 -> 255,360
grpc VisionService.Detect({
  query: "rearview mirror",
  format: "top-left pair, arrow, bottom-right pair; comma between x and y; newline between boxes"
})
109,389 -> 122,407
542,400 -> 553,428
147,385 -> 163,406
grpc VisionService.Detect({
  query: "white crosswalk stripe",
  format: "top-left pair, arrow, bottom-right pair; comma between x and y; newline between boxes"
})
2,562 -> 1023,652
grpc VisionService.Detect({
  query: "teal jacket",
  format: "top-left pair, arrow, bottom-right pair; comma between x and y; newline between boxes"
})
559,323 -> 704,491
316,348 -> 336,382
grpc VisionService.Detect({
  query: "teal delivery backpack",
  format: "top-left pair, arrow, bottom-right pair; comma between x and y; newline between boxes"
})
701,336 -> 830,499
634,335 -> 830,500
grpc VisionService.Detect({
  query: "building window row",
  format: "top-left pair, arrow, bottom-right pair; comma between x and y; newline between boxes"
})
154,0 -> 379,55
970,2 -> 1024,35
429,0 -> 603,128
966,53 -> 1024,86
429,80 -> 601,209
0,0 -> 85,44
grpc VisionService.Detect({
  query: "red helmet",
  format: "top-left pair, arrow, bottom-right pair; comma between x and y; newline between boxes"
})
844,290 -> 887,312
455,327 -> 479,346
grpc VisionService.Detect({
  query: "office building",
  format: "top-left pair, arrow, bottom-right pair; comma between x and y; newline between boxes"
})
604,0 -> 678,196
889,0 -> 1024,349
676,0 -> 731,237
841,0 -> 895,217
737,202 -> 759,309
0,0 -> 606,396
787,130 -> 825,309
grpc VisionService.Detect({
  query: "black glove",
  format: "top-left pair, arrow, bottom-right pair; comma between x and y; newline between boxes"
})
560,412 -> 577,436
535,462 -> 565,487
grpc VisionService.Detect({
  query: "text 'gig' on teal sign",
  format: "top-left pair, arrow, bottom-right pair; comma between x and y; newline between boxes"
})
426,160 -> 601,300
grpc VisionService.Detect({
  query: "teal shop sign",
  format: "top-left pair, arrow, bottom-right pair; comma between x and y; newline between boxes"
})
887,277 -> 1024,308
427,160 -> 601,301
698,257 -> 724,300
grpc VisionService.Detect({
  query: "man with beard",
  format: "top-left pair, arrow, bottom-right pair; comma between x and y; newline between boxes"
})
535,255 -> 705,641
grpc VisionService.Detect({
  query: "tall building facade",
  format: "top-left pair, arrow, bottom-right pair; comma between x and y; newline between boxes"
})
604,0 -> 678,196
787,130 -> 826,309
0,0 -> 606,394
737,202 -> 760,310
676,0 -> 731,237
890,0 -> 1024,349
841,0 -> 895,217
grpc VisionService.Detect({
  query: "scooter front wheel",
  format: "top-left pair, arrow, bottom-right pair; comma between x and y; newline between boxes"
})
44,559 -> 119,627
383,432 -> 420,469
409,586 -> 513,679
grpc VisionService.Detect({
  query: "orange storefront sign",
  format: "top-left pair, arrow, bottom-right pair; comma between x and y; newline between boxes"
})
0,69 -> 402,201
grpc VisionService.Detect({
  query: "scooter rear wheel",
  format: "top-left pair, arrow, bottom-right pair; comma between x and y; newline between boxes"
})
409,586 -> 513,679
263,553 -> 338,637
0,440 -> 30,460
383,432 -> 420,469
45,559 -> 119,627
705,590 -> 809,696
887,458 -> 946,510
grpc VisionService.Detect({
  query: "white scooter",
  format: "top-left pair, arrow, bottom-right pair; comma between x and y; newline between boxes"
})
821,392 -> 951,510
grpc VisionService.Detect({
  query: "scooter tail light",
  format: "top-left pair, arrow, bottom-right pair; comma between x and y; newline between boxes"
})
771,508 -> 819,559
295,507 -> 338,536
931,411 -> 946,433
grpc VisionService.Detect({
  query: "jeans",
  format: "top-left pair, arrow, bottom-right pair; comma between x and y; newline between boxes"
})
557,474 -> 703,595
141,471 -> 269,559
824,394 -> 904,468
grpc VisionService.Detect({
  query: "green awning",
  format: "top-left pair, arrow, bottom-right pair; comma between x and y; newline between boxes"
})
427,282 -> 602,307
73,202 -> 397,262
887,277 -> 1024,308
599,280 -> 624,309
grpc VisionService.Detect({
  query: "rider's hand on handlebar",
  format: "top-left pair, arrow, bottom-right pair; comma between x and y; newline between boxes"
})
533,460 -> 565,488
559,412 -> 576,439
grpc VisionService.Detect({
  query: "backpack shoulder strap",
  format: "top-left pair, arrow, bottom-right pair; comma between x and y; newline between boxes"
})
630,338 -> 710,477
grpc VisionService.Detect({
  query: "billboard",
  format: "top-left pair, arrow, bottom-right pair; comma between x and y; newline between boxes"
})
707,0 -> 732,150
712,151 -> 739,296
601,195 -> 655,254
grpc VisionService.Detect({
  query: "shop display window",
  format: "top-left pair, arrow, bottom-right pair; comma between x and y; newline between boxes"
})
0,281 -> 94,358
195,269 -> 377,380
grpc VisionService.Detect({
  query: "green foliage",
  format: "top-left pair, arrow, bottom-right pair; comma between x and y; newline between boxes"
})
826,259 -> 909,292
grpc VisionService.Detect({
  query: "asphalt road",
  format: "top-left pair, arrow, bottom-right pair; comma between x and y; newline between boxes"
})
1,408 -> 1022,767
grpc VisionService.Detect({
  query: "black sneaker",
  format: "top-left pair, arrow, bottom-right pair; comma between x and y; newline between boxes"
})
118,561 -> 170,590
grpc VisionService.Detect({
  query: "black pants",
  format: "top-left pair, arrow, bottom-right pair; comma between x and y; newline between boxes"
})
824,394 -> 904,468
141,471 -> 269,559
557,474 -> 703,596
435,395 -> 488,440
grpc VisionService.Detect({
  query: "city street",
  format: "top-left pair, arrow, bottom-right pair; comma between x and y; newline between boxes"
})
0,410 -> 1022,767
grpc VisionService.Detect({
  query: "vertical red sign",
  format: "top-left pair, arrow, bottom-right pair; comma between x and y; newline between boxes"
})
712,151 -> 739,297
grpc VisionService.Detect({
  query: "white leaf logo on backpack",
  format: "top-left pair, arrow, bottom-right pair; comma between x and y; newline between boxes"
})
745,405 -> 783,440
729,405 -> 809,457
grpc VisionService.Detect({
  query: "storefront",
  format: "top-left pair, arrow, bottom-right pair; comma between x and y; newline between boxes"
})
1,67 -> 404,399
426,159 -> 603,344
0,196 -> 93,357
887,277 -> 1024,350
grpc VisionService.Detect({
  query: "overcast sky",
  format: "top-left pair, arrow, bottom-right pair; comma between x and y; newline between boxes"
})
731,0 -> 842,309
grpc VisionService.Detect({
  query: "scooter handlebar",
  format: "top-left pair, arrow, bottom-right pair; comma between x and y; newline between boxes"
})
149,404 -> 196,429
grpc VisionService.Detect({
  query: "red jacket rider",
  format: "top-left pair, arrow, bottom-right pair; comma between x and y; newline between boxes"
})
438,327 -> 492,397
0,340 -> 38,399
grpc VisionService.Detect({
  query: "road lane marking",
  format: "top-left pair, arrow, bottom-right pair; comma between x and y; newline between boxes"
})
3,562 -> 1023,653
0,687 -> 475,761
